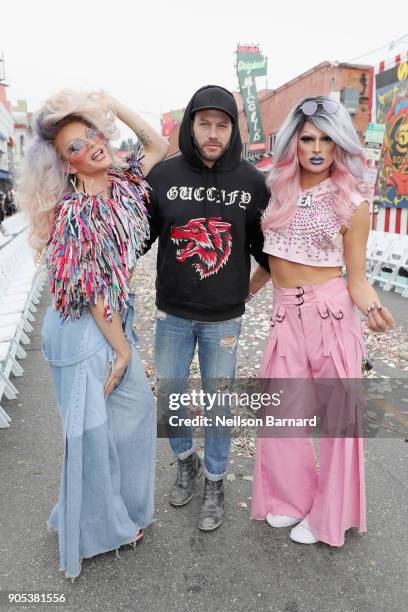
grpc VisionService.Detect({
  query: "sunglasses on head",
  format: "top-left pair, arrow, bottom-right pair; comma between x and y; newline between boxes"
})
299,100 -> 339,116
65,126 -> 105,159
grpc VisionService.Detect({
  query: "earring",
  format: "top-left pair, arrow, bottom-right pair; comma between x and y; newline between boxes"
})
70,175 -> 79,193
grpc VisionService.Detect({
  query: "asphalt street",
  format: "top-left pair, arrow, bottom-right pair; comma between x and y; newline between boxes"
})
1,251 -> 407,612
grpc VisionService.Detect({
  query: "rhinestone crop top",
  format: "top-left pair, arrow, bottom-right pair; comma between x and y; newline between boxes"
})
262,178 -> 368,267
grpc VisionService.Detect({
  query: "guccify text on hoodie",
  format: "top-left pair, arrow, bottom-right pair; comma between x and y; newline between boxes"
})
166,186 -> 252,208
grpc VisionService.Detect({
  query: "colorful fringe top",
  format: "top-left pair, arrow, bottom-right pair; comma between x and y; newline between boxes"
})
45,154 -> 150,321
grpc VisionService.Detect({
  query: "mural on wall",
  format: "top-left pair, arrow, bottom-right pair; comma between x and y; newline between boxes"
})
375,60 -> 408,208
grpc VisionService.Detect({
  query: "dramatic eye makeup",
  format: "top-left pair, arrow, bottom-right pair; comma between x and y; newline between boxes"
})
299,134 -> 333,143
64,127 -> 105,159
66,139 -> 85,157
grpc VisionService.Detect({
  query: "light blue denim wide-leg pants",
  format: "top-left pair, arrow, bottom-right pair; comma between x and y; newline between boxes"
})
42,294 -> 156,579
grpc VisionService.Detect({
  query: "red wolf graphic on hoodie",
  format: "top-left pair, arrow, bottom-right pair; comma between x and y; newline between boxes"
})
171,217 -> 232,279
143,85 -> 270,322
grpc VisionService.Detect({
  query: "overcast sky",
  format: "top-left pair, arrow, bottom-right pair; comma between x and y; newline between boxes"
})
1,0 -> 407,139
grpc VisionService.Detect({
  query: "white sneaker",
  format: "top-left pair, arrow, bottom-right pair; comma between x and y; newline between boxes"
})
266,513 -> 301,528
290,518 -> 319,544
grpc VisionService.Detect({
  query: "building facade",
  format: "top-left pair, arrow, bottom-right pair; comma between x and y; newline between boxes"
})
242,61 -> 371,164
0,84 -> 14,192
162,62 -> 372,165
12,99 -> 33,170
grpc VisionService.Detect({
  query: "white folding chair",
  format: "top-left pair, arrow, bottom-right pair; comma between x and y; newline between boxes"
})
0,342 -> 23,428
2,211 -> 28,236
0,312 -> 34,334
368,233 -> 398,286
380,237 -> 408,293
365,230 -> 379,275
0,228 -> 47,427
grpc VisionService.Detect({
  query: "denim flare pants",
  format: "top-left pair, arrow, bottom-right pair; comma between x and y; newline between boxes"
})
42,294 -> 156,579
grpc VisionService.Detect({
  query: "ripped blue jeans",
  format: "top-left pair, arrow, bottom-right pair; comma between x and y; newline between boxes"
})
154,311 -> 242,480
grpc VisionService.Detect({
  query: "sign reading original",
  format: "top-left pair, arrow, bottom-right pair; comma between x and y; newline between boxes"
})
236,44 -> 267,152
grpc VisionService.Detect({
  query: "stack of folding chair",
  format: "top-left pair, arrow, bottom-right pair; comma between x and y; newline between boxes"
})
373,235 -> 408,295
2,211 -> 28,237
365,231 -> 381,276
367,231 -> 398,287
367,232 -> 408,295
344,230 -> 394,279
0,232 -> 13,250
0,228 -> 47,428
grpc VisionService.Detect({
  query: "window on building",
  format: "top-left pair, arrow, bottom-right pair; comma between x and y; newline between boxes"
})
242,142 -> 248,159
340,88 -> 360,115
268,133 -> 277,154
20,135 -> 25,157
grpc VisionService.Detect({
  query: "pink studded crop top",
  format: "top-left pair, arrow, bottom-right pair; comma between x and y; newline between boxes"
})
262,178 -> 368,267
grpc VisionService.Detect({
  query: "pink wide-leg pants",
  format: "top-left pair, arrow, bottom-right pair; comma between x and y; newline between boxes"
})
251,277 -> 367,546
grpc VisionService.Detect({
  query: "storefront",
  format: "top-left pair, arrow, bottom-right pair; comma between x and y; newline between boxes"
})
0,131 -> 11,192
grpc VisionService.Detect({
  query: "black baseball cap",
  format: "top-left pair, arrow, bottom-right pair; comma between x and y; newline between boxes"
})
190,86 -> 237,122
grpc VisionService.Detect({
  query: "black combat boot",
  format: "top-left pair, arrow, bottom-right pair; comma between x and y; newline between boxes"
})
198,477 -> 225,531
168,452 -> 203,507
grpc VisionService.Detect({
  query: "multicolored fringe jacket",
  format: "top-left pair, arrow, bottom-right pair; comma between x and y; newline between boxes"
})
45,155 -> 150,321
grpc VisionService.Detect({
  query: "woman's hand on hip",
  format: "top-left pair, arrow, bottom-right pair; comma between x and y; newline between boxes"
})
104,345 -> 132,397
88,297 -> 134,395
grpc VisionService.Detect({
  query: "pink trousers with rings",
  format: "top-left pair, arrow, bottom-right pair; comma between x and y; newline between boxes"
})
251,277 -> 367,547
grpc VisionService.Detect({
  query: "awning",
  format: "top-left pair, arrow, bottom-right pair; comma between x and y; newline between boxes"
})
255,156 -> 273,172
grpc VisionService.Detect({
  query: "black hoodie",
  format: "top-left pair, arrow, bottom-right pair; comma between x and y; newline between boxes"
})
145,85 -> 270,322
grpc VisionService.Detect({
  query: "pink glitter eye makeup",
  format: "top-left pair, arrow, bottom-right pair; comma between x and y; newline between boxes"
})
66,140 -> 86,158
66,127 -> 105,159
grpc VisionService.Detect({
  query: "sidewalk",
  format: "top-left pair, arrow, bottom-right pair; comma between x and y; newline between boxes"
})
0,249 -> 407,612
